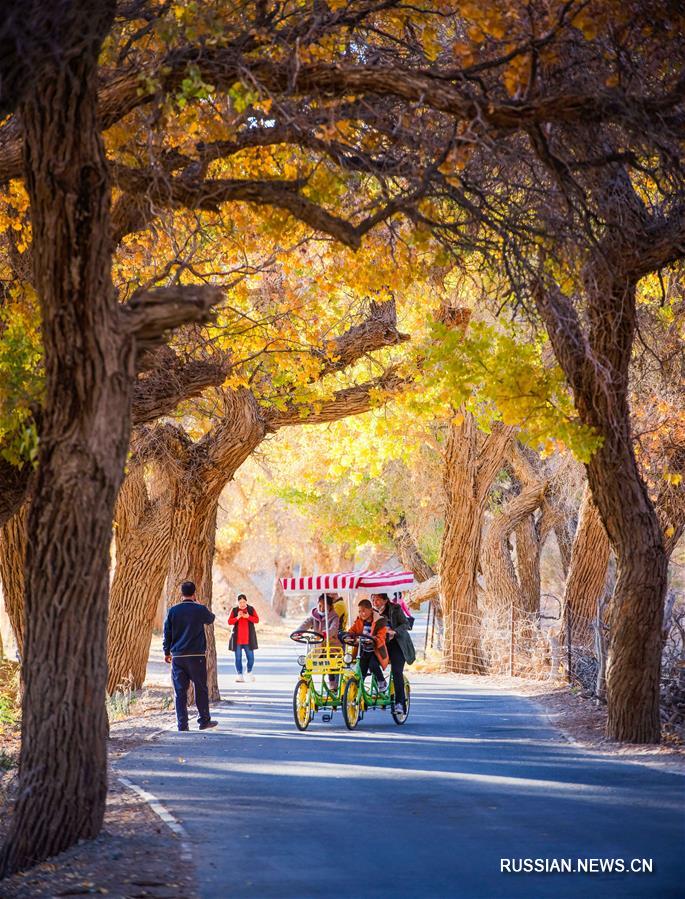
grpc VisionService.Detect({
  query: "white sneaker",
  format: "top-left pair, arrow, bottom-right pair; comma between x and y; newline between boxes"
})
235,674 -> 245,683
246,673 -> 255,682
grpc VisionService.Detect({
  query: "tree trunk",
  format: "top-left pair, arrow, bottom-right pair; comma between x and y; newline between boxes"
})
390,514 -> 442,623
271,556 -> 293,617
563,485 -> 611,646
553,517 -> 576,577
391,514 -> 436,583
481,482 -> 547,617
1,3 -> 131,874
440,414 -> 513,674
588,436 -> 666,743
106,465 -> 173,693
537,277 -> 667,743
167,493 -> 221,702
0,503 -> 28,657
514,514 -> 541,615
441,508 -> 485,673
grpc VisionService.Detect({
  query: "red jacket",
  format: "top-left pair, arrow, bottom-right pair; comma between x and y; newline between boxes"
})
348,612 -> 388,668
229,607 -> 259,646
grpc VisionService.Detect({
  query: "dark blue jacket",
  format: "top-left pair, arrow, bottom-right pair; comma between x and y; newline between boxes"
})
163,599 -> 215,656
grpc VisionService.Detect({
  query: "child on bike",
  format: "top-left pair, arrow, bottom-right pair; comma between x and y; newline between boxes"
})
346,599 -> 389,692
298,593 -> 341,645
298,593 -> 341,690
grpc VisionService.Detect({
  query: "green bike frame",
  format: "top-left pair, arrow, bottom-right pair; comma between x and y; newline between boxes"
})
342,652 -> 410,730
292,642 -> 349,731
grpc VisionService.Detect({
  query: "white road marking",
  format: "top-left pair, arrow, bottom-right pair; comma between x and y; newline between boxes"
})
118,775 -> 194,863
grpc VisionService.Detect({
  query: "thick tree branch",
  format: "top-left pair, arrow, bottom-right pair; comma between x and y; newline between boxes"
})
389,513 -> 437,589
533,280 -> 598,409
631,205 -> 685,279
263,370 -> 407,429
111,163 -> 402,248
476,423 -> 515,498
406,573 -> 441,608
132,346 -> 230,424
314,298 -> 409,376
122,284 -> 222,349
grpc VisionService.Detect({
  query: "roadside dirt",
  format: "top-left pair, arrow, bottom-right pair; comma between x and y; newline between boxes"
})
517,679 -> 685,773
0,694 -> 205,898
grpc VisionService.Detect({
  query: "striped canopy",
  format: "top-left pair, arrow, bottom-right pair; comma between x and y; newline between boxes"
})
280,568 -> 416,594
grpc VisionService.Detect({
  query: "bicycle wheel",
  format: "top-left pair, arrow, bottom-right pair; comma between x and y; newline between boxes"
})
293,678 -> 313,731
391,678 -> 410,725
342,677 -> 361,730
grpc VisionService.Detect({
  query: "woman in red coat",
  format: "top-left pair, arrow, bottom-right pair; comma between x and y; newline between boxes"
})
228,594 -> 259,682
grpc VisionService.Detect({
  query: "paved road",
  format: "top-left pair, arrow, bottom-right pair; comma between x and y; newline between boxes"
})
120,643 -> 684,899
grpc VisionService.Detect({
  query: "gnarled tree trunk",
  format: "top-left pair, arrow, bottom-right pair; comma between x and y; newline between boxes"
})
390,514 -> 442,631
514,514 -> 542,615
440,413 -> 513,673
482,482 -> 547,617
0,5 -> 130,873
563,485 -> 611,647
538,275 -> 667,743
107,463 -> 173,693
0,503 -> 28,657
167,492 -> 221,702
391,514 -> 436,584
271,555 -> 293,618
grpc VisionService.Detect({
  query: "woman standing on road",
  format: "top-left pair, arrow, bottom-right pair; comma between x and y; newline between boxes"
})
228,594 -> 259,682
370,592 -> 416,715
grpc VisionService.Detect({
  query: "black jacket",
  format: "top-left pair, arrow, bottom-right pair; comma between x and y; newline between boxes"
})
383,601 -> 416,664
163,599 -> 215,656
228,605 -> 259,651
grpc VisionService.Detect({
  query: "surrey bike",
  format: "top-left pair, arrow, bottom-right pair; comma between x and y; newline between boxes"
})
290,629 -> 349,730
339,632 -> 410,730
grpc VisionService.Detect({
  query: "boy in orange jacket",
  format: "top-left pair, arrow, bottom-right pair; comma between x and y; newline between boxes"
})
347,599 -> 389,691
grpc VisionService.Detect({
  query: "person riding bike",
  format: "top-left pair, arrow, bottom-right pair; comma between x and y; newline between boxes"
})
371,592 -> 415,716
298,593 -> 341,644
298,593 -> 341,689
346,599 -> 389,692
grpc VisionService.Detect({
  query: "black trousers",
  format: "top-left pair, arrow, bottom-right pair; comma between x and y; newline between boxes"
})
359,650 -> 385,683
171,655 -> 210,728
387,638 -> 406,706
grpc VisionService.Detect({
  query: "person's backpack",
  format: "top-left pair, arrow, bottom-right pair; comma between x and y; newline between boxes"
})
392,594 -> 414,630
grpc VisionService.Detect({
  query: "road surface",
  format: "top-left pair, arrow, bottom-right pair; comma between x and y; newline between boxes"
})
118,641 -> 684,899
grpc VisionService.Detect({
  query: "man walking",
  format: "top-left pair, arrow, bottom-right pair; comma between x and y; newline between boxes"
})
163,581 -> 218,731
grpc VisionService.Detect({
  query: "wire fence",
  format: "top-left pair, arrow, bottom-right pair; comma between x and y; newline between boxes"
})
566,591 -> 685,736
424,589 -> 685,738
425,594 -> 564,678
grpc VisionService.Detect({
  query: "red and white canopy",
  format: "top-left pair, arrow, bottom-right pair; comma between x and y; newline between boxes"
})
280,568 -> 416,594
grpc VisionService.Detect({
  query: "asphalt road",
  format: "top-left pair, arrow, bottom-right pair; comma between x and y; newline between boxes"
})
119,642 -> 685,899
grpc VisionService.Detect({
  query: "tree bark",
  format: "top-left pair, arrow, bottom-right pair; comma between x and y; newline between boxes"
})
0,503 -> 28,656
166,493 -> 221,701
537,277 -> 667,743
440,414 -> 513,673
106,463 -> 173,693
0,2 -> 129,874
589,434 -> 666,743
481,482 -> 547,617
514,514 -> 542,615
391,515 -> 437,582
271,555 -> 293,618
0,7 -> 220,873
389,513 -> 441,618
563,485 -> 611,646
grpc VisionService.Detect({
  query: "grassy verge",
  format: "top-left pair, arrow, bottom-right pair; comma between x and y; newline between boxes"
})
106,681 -> 173,723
